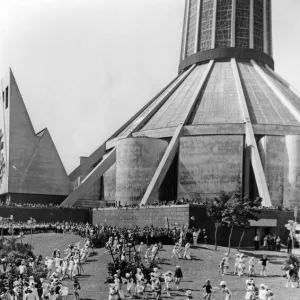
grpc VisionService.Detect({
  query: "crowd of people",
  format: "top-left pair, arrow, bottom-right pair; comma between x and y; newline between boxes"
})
0,202 -> 82,209
105,226 -> 279,300
0,235 -> 93,300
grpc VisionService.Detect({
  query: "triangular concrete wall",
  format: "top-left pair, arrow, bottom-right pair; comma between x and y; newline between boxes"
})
0,69 -> 72,196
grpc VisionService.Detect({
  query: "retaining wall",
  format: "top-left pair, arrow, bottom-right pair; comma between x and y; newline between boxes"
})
0,207 -> 91,223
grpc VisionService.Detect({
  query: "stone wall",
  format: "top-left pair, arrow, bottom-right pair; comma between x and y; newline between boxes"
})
179,136 -> 243,200
92,205 -> 190,228
0,207 -> 91,223
92,205 -> 296,247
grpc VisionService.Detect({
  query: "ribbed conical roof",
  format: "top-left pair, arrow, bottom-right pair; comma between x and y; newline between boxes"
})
107,60 -> 300,147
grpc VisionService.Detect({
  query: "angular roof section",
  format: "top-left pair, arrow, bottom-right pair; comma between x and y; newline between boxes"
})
108,59 -> 300,144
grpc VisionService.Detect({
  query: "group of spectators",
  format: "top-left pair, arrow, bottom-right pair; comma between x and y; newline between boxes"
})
0,202 -> 82,209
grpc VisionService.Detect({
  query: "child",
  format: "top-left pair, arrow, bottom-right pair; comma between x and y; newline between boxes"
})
153,280 -> 162,300
220,281 -> 232,300
258,284 -> 267,300
201,279 -> 213,300
223,253 -> 230,275
286,264 -> 297,288
163,271 -> 173,297
73,276 -> 80,300
135,268 -> 144,296
245,279 -> 255,300
234,254 -> 240,275
238,254 -> 246,277
138,279 -> 147,299
171,244 -> 179,259
265,287 -> 274,300
185,290 -> 193,300
183,242 -> 191,260
218,258 -> 226,276
174,265 -> 183,291
108,283 -> 118,300
248,257 -> 255,277
260,255 -> 270,277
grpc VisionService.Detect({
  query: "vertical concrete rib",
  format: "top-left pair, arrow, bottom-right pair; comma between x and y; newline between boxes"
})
263,0 -> 268,54
269,0 -> 273,56
231,0 -> 236,47
182,0 -> 191,60
140,61 -> 214,206
251,60 -> 300,123
194,0 -> 202,53
265,64 -> 300,99
211,0 -> 217,49
231,58 -> 272,207
249,0 -> 254,49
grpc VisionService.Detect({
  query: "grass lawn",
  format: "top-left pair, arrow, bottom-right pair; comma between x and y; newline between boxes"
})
22,234 -> 300,300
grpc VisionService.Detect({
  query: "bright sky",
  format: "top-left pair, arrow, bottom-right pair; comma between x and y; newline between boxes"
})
0,0 -> 300,173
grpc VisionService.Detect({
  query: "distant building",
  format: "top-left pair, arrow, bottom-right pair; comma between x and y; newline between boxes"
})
0,70 -> 72,205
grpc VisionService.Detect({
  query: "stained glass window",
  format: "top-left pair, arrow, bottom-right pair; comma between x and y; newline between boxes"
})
266,0 -> 272,55
200,0 -> 214,51
235,0 -> 250,48
215,0 -> 232,48
186,0 -> 199,56
253,0 -> 264,52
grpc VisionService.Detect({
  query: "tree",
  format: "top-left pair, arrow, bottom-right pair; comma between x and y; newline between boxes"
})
223,195 -> 262,253
206,192 -> 262,252
236,197 -> 262,251
206,192 -> 232,250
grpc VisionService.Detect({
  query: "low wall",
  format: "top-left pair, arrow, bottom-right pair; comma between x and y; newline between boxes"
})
0,207 -> 91,223
92,205 -> 190,228
93,205 -> 295,247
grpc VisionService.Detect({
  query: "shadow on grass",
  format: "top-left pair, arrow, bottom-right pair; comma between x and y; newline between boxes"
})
240,251 -> 287,259
192,246 -> 215,251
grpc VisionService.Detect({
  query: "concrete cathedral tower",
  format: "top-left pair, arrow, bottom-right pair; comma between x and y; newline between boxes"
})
63,0 -> 300,210
0,70 -> 72,204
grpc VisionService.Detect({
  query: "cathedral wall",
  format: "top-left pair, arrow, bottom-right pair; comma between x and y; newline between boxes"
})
103,162 -> 116,202
284,135 -> 300,208
116,138 -> 168,206
178,135 -> 243,201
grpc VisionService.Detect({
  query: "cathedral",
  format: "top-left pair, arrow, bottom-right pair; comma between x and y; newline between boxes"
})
2,1 -> 300,212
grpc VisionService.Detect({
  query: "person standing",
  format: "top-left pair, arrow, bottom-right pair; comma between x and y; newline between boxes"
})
276,236 -> 281,252
271,234 -> 276,251
203,229 -> 208,245
254,235 -> 260,250
193,229 -> 201,246
287,236 -> 293,254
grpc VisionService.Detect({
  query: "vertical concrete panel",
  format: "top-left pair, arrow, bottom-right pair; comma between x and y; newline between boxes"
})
258,136 -> 284,207
284,135 -> 300,208
179,135 -> 243,201
103,163 -> 116,202
116,138 -> 168,206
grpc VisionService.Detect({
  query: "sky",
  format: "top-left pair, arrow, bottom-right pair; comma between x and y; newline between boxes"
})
0,0 -> 300,174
